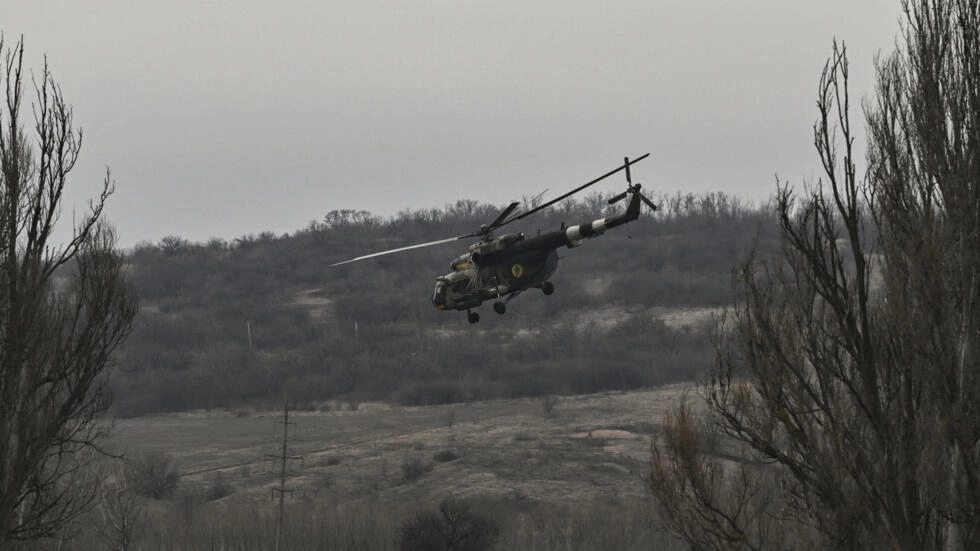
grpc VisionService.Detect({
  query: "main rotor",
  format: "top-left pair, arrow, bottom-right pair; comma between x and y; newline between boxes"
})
328,154 -> 654,267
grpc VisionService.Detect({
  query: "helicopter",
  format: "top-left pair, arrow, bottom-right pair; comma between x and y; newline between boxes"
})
330,154 -> 657,323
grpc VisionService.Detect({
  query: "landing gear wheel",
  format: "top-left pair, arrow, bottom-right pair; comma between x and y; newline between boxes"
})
541,281 -> 555,295
493,301 -> 506,315
467,311 -> 480,324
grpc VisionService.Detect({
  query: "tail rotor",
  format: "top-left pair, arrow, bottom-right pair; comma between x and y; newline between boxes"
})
608,156 -> 658,212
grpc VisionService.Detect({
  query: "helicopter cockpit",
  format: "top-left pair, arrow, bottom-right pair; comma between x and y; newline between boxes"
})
432,280 -> 447,310
432,264 -> 481,310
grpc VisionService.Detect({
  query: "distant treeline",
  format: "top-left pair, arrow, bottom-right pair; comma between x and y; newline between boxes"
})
110,191 -> 778,416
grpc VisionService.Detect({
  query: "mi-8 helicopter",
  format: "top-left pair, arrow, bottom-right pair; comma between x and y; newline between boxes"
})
330,154 -> 657,323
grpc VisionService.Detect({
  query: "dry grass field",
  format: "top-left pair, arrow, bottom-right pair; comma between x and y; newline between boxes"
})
108,384 -> 693,508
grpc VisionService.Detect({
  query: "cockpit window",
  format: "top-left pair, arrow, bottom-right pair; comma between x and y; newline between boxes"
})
432,281 -> 447,308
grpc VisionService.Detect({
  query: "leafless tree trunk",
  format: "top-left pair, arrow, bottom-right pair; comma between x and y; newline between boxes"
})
96,463 -> 146,551
0,37 -> 137,544
650,1 -> 980,549
866,2 -> 980,547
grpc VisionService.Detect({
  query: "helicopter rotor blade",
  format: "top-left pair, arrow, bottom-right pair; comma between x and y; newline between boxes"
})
498,153 -> 650,227
329,236 -> 463,267
330,154 -> 652,267
607,191 -> 629,205
488,201 -> 520,229
640,193 -> 659,211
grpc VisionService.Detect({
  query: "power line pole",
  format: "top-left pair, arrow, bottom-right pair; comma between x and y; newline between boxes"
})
265,401 -> 302,551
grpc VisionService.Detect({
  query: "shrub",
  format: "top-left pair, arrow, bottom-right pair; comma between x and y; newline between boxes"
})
206,473 -> 234,501
542,395 -> 557,415
394,381 -> 465,406
401,458 -> 433,483
128,452 -> 179,499
399,498 -> 499,551
433,450 -> 460,463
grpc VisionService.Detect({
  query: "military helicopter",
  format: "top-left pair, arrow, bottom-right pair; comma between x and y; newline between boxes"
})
330,154 -> 657,323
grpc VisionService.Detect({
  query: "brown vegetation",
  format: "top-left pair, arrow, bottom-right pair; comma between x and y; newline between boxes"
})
650,1 -> 980,549
51,387 -> 688,549
0,37 -> 136,545
399,497 -> 499,551
128,453 -> 180,499
109,187 -> 772,416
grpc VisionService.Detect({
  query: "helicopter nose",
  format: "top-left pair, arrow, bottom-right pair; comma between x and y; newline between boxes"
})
432,283 -> 447,309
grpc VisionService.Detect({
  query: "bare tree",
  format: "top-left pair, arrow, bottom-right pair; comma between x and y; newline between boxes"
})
648,396 -> 815,551
96,463 -> 147,551
0,37 -> 137,544
127,452 -> 180,500
650,1 -> 980,549
867,2 -> 980,546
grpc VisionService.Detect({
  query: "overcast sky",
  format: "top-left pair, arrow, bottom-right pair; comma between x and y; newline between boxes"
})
3,1 -> 902,247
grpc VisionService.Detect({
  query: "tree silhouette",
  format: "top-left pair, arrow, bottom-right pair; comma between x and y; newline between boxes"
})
651,2 -> 980,549
0,37 -> 136,544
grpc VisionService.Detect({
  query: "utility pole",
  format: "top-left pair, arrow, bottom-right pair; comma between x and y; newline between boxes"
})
266,401 -> 302,551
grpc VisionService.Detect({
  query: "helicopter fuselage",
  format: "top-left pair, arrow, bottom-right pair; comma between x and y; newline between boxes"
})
432,238 -> 560,311
431,191 -> 643,313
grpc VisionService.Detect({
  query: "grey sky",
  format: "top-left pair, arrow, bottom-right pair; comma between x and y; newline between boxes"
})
3,1 -> 901,247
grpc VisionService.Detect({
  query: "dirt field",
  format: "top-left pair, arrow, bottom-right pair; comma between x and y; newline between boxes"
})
107,384 -> 695,507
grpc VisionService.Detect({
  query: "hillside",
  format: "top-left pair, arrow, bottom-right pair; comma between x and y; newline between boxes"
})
110,191 -> 777,416
101,387 -> 696,549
